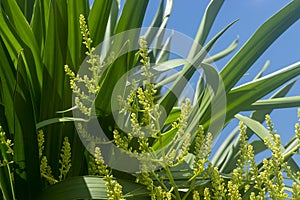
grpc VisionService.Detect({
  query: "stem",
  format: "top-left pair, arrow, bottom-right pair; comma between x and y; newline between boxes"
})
151,171 -> 169,191
41,173 -> 58,184
165,165 -> 181,199
154,104 -> 181,199
182,179 -> 195,200
157,127 -> 181,199
7,164 -> 16,200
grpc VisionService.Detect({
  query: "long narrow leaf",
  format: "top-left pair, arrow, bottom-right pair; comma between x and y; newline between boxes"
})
66,0 -> 88,69
40,176 -> 149,200
13,51 -> 41,200
204,37 -> 238,64
95,0 -> 149,115
220,0 -> 300,92
1,0 -> 43,90
188,0 -> 224,57
253,60 -> 270,80
15,0 -> 35,21
213,80 -> 297,172
159,20 -> 237,116
31,0 -> 50,52
246,96 -> 300,110
89,0 -> 113,46
226,62 -> 300,120
36,117 -> 88,129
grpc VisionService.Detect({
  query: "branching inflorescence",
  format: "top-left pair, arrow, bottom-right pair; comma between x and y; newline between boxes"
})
61,15 -> 300,200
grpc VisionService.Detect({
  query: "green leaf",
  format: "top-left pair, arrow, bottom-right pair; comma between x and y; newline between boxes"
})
31,0 -> 50,52
283,137 -> 299,159
188,0 -> 224,57
89,0 -> 113,46
95,0 -> 149,115
164,107 -> 181,125
226,62 -> 300,119
0,37 -> 16,133
234,114 -> 276,147
152,59 -> 187,88
155,30 -> 173,64
253,60 -> 270,80
0,7 -> 40,107
15,0 -> 35,21
101,0 -> 120,57
107,0 -> 120,36
250,140 -> 267,155
39,176 -> 149,200
159,20 -> 237,116
203,37 -> 238,64
152,63 -> 224,150
153,59 -> 187,72
36,117 -> 88,129
118,179 -> 149,199
220,0 -> 300,92
211,126 -> 239,169
40,176 -> 107,200
246,96 -> 300,110
193,73 -> 205,105
56,106 -> 78,114
151,126 -> 178,151
219,139 -> 269,174
144,0 -> 165,43
1,0 -> 43,92
66,0 -> 88,69
38,0 -> 69,178
147,0 -> 173,58
213,80 -> 297,172
114,0 -> 149,34
144,0 -> 173,45
13,51 -> 42,200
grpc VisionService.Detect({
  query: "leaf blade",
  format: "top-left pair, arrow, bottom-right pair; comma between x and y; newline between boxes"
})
220,0 -> 300,92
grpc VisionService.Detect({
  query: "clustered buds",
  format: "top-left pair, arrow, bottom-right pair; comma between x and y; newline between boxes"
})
65,15 -> 103,117
59,137 -> 72,181
58,15 -> 300,200
94,147 -> 125,200
0,126 -> 13,167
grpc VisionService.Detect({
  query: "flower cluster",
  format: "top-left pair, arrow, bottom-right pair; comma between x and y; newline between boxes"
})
114,36 -> 203,199
59,137 -> 72,181
200,114 -> 300,200
38,130 -> 57,185
65,14 -> 102,117
61,16 -> 300,200
65,15 -> 125,199
114,37 -> 161,154
0,126 -> 13,167
109,35 -> 300,200
93,147 -> 125,200
162,98 -> 192,167
38,130 -> 71,184
210,167 -> 227,199
193,125 -> 212,177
